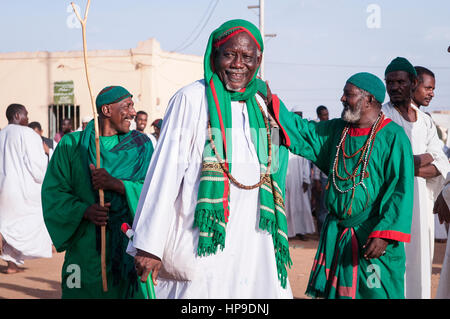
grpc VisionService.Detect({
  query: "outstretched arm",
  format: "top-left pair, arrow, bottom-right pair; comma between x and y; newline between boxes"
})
264,82 -> 337,173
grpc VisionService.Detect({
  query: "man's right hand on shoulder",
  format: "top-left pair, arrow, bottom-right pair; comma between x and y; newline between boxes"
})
134,249 -> 162,286
83,202 -> 111,226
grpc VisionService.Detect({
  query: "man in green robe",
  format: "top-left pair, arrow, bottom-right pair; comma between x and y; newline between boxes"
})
267,72 -> 414,299
42,86 -> 153,298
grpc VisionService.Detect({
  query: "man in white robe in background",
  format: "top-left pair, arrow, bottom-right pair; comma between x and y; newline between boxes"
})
285,151 -> 315,239
382,57 -> 450,299
285,111 -> 315,239
128,20 -> 293,299
0,104 -> 52,274
435,172 -> 450,298
311,105 -> 330,235
411,66 -> 448,243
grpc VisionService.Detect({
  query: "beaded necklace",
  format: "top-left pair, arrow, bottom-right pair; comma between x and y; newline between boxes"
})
207,98 -> 272,190
332,112 -> 384,215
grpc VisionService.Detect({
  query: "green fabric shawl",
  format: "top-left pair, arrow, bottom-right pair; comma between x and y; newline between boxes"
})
42,120 -> 153,298
81,120 -> 153,292
193,19 -> 292,288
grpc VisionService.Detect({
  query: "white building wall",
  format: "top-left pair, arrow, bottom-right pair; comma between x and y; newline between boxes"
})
0,38 -> 202,137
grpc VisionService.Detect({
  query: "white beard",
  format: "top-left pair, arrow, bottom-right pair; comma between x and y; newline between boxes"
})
341,99 -> 363,123
225,83 -> 243,92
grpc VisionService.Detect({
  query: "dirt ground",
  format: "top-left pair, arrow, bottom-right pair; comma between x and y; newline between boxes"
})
0,234 -> 446,299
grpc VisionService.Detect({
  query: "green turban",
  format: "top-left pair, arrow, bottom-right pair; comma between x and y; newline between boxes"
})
204,19 -> 263,85
95,86 -> 133,114
346,72 -> 386,103
385,57 -> 417,77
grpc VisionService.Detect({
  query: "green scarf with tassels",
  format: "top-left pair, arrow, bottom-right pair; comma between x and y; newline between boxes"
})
193,19 -> 292,288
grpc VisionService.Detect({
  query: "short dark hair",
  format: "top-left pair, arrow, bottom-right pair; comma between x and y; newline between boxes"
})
6,104 -> 25,122
414,66 -> 435,83
28,121 -> 42,131
136,111 -> 148,117
316,105 -> 328,116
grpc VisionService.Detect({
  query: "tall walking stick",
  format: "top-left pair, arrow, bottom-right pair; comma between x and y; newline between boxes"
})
71,0 -> 108,292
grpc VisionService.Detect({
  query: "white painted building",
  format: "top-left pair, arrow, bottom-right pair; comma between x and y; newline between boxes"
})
0,38 -> 202,137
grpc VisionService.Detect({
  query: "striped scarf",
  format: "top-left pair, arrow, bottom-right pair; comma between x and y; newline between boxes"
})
193,19 -> 291,288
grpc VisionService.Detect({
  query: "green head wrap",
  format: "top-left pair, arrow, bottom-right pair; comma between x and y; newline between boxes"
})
195,19 -> 292,289
95,86 -> 133,114
385,57 -> 417,77
346,72 -> 386,103
204,19 -> 263,84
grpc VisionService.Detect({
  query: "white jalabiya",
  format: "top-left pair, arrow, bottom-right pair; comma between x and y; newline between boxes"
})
285,152 -> 315,237
0,125 -> 52,265
128,80 -> 293,299
148,133 -> 157,150
436,172 -> 450,298
382,102 -> 450,299
435,214 -> 448,240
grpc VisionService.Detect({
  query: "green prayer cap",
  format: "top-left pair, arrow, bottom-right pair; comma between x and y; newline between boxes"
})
346,72 -> 386,103
95,86 -> 133,113
385,57 -> 417,77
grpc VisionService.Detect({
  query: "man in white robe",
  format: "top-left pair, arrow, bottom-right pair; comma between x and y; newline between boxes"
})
411,66 -> 448,243
128,20 -> 293,299
0,104 -> 52,273
311,105 -> 330,235
382,57 -> 450,299
285,151 -> 315,239
435,172 -> 450,298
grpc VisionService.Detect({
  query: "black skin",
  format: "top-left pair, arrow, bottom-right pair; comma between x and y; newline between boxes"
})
134,32 -> 263,286
386,71 -> 439,178
434,191 -> 450,224
83,97 -> 135,226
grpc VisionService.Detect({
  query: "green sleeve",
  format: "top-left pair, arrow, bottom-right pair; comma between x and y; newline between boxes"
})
41,134 -> 94,252
122,180 -> 144,218
369,128 -> 415,242
271,95 -> 340,174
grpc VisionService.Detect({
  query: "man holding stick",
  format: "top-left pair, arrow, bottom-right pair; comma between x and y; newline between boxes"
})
42,86 -> 154,298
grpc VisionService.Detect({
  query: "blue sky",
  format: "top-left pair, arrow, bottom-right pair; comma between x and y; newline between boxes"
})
1,0 -> 449,119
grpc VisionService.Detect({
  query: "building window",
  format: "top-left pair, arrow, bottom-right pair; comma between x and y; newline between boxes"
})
48,104 -> 80,139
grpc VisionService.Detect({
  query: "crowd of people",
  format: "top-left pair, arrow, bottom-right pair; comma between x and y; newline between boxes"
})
0,19 -> 449,299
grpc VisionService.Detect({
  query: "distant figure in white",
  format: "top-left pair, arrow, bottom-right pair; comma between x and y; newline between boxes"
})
285,112 -> 315,240
0,104 -> 52,274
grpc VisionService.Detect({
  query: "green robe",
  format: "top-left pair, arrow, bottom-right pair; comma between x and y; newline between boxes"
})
271,98 -> 414,299
42,121 -> 153,298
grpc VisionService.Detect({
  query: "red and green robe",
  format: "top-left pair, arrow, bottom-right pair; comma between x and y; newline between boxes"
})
271,96 -> 414,299
41,121 -> 153,298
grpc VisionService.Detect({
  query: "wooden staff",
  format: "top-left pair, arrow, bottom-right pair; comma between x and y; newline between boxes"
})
71,0 -> 107,292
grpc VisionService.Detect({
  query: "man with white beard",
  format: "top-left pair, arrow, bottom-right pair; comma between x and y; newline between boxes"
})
267,72 -> 414,298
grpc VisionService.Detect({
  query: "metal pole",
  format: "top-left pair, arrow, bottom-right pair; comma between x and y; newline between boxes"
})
259,0 -> 265,80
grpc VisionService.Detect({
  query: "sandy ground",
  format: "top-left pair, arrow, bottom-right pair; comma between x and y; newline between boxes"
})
0,233 -> 446,299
